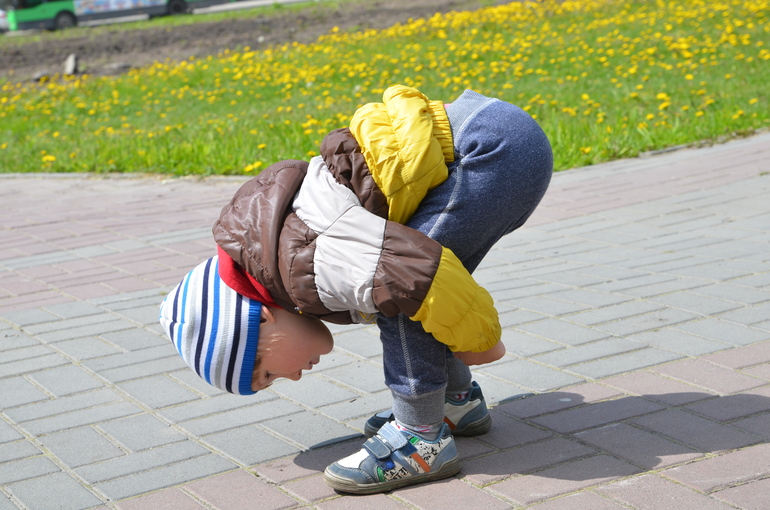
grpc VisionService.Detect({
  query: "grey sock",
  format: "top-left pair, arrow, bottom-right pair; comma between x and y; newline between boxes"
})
445,356 -> 472,400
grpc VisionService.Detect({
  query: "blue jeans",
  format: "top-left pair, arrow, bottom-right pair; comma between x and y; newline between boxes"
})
377,90 -> 553,427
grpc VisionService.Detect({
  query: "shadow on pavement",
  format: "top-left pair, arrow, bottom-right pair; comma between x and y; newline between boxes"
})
288,391 -> 770,483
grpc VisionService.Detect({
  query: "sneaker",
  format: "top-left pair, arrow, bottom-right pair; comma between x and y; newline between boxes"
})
324,421 -> 460,494
364,381 -> 492,437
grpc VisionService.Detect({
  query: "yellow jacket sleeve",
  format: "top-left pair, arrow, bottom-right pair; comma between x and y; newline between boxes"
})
350,85 -> 454,224
411,247 -> 501,352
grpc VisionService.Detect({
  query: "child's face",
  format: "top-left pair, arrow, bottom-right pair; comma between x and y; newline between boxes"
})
251,306 -> 334,391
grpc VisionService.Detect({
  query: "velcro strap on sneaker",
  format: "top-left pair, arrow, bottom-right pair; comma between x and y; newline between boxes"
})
377,422 -> 409,449
363,435 -> 393,460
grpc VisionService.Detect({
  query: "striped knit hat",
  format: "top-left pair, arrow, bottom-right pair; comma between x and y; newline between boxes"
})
159,256 -> 261,395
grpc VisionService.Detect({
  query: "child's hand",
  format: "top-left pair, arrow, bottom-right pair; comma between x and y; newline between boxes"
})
452,340 -> 506,366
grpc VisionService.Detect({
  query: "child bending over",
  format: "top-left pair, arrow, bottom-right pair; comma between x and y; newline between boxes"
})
160,85 -> 552,493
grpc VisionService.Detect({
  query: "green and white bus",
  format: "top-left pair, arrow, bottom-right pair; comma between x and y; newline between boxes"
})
2,0 -> 233,31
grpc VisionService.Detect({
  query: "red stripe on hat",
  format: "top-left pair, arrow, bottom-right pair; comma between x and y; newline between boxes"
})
216,245 -> 280,309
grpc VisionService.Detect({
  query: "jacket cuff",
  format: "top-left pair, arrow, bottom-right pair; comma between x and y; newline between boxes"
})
427,100 -> 455,163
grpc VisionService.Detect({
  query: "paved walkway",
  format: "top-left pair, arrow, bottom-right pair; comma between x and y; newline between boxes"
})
1,132 -> 769,509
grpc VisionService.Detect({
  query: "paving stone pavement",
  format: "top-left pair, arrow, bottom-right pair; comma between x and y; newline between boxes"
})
1,131 -> 769,509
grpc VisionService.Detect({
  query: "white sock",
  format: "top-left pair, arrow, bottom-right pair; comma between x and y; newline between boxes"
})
447,390 -> 470,402
394,420 -> 442,441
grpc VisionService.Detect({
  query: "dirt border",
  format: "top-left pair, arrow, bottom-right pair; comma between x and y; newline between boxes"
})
1,0 -> 508,81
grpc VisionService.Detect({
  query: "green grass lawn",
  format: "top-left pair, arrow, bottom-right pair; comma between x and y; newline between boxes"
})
1,0 -> 768,174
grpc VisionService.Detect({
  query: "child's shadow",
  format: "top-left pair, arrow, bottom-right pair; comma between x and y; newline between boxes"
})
291,391 -> 770,483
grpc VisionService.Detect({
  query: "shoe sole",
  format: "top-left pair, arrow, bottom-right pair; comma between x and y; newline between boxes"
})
323,456 -> 461,495
364,413 -> 492,438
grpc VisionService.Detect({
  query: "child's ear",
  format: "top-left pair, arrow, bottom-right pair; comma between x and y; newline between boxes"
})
260,305 -> 276,324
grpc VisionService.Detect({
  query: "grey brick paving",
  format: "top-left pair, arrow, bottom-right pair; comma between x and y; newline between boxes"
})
0,353 -> 69,378
42,302 -> 105,320
157,392 -> 273,423
117,375 -> 201,409
98,413 -> 186,451
480,359 -> 584,391
718,302 -> 770,325
613,278 -> 710,298
201,425 -> 300,466
97,328 -> 167,350
593,308 -> 699,336
568,348 -> 685,379
0,457 -> 60,485
35,319 -> 136,343
82,344 -> 175,372
516,319 -> 610,346
54,336 -> 123,361
547,288 -> 632,308
19,402 -> 143,436
0,378 -> 48,409
93,454 -> 236,501
0,423 -> 23,445
99,357 -> 188,384
567,300 -> 665,327
270,376 -> 360,408
649,291 -> 744,315
0,309 -> 60,327
0,495 -> 16,510
675,319 -> 770,347
38,427 -> 124,467
176,399 -> 303,436
74,441 -> 212,484
7,472 -> 103,510
260,411 -> 361,449
1,133 -> 769,508
5,389 -> 122,424
322,360 -> 387,394
629,328 -> 732,356
27,365 -> 104,397
500,328 -> 562,357
318,390 -> 394,423
0,441 -> 41,464
2,345 -> 55,364
692,283 -> 770,305
534,338 -> 645,367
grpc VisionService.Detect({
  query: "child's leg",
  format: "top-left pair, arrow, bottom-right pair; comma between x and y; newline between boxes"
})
379,89 -> 553,431
326,91 -> 552,494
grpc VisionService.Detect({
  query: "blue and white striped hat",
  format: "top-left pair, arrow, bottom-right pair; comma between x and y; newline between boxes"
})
159,256 -> 262,395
